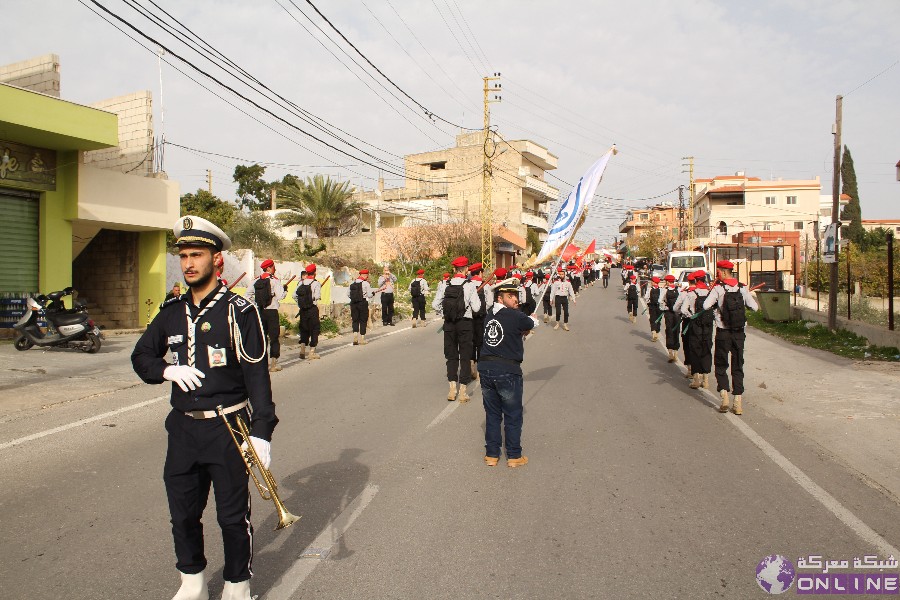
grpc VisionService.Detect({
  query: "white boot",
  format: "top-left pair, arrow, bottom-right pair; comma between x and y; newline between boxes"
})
447,381 -> 457,401
298,344 -> 306,359
412,319 -> 418,328
172,570 -> 208,600
359,334 -> 367,346
221,580 -> 251,600
308,347 -> 320,360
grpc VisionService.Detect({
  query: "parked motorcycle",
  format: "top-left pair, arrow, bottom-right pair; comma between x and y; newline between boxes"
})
13,288 -> 102,353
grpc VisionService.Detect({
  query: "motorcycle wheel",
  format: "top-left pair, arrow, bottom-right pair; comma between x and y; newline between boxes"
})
82,332 -> 101,354
14,335 -> 34,351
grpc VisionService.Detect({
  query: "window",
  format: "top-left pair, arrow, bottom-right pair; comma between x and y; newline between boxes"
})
765,196 -> 776,205
786,196 -> 797,205
639,213 -> 649,221
427,161 -> 446,170
794,221 -> 804,230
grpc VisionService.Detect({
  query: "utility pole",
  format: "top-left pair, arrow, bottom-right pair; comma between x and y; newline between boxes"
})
270,188 -> 277,211
677,185 -> 685,250
828,95 -> 842,330
482,73 -> 501,272
682,157 -> 695,248
206,169 -> 212,194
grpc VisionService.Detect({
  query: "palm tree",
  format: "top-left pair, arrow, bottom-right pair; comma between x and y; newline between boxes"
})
276,175 -> 363,238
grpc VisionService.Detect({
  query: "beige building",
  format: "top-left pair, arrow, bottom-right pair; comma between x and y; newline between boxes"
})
693,173 -> 821,246
618,202 -> 682,248
350,131 -> 559,265
861,219 -> 900,237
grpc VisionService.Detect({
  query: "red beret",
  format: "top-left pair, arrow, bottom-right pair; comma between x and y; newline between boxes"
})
664,274 -> 676,282
442,272 -> 450,280
624,265 -> 634,270
451,256 -> 469,268
305,263 -> 316,274
686,272 -> 697,281
416,269 -> 425,275
359,269 -> 369,275
260,259 -> 275,270
692,270 -> 707,279
525,271 -> 534,278
630,274 -> 637,280
513,273 -> 523,280
651,276 -> 660,283
468,262 -> 483,272
567,264 -> 577,270
716,260 -> 734,269
493,267 -> 508,278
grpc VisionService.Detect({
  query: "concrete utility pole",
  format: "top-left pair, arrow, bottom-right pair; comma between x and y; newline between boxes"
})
206,169 -> 212,194
828,95 -> 842,330
677,185 -> 685,250
682,157 -> 695,248
482,73 -> 501,272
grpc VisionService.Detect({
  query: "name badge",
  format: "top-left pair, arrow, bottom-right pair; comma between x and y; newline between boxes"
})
167,335 -> 184,345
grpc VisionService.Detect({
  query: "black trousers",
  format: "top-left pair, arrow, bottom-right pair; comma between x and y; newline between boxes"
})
350,301 -> 368,335
472,316 -> 484,363
602,273 -> 609,288
443,318 -> 473,383
261,308 -> 280,359
688,325 -> 713,375
554,297 -> 569,323
714,328 -> 746,394
626,296 -> 638,316
542,294 -> 552,315
411,296 -> 426,320
164,408 -> 252,583
664,311 -> 681,350
381,292 -> 394,325
648,307 -> 661,332
572,279 -> 581,294
681,328 -> 691,365
298,305 -> 320,348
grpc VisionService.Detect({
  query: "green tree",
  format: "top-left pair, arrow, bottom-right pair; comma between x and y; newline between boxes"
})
225,211 -> 283,256
233,164 -> 272,211
839,146 -> 864,245
635,226 -> 671,264
276,175 -> 363,237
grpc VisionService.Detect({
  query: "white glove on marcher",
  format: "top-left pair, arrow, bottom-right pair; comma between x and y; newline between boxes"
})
163,365 -> 205,392
242,436 -> 271,470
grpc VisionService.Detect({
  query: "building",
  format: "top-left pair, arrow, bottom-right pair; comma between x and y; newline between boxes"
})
692,173 -> 821,246
618,202 -> 681,249
708,230 -> 799,290
0,54 -> 178,333
349,131 -> 558,266
818,193 -> 851,234
861,219 -> 900,237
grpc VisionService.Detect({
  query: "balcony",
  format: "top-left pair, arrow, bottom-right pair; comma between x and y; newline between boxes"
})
522,175 -> 559,202
521,206 -> 549,232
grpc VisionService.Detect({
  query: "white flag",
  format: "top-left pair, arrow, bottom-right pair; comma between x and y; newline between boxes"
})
535,148 -> 615,264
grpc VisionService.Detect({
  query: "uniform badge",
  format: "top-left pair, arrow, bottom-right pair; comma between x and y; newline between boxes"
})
167,334 -> 184,345
200,322 -> 211,332
485,319 -> 504,347
208,345 -> 227,367
182,216 -> 193,230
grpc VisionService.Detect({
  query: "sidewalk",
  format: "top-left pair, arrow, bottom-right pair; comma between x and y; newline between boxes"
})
743,326 -> 900,500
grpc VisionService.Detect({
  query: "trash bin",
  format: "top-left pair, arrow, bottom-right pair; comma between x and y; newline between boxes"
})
756,290 -> 792,322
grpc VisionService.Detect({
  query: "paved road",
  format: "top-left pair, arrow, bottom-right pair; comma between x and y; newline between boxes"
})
1,284 -> 899,598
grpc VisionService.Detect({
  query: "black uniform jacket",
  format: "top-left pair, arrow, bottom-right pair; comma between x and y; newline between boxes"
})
131,286 -> 279,441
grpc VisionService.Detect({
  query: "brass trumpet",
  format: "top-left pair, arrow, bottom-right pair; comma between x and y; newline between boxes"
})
217,405 -> 300,531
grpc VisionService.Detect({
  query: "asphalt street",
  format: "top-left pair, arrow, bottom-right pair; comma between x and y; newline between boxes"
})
1,282 -> 899,599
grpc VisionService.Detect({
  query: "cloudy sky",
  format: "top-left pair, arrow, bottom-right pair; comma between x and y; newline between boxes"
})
7,0 -> 900,243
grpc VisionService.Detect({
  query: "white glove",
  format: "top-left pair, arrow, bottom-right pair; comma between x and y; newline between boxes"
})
242,436 -> 271,470
163,365 -> 205,392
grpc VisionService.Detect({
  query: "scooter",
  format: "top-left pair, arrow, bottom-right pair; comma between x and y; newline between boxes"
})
13,288 -> 102,353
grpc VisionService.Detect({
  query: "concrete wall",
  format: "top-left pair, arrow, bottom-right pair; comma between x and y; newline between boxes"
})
85,91 -> 154,176
0,54 -> 60,97
73,229 -> 139,328
77,164 -> 179,229
791,305 -> 900,350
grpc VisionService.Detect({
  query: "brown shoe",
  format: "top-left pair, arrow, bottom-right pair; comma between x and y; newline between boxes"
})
457,388 -> 470,403
447,381 -> 457,401
718,389 -> 730,413
484,456 -> 499,467
732,394 -> 743,416
507,456 -> 528,468
562,323 -> 570,331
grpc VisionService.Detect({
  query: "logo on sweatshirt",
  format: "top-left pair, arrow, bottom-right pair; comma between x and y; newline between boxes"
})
484,319 -> 504,347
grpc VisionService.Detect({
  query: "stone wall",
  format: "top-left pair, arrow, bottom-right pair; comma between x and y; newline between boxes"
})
84,91 -> 154,176
0,54 -> 60,97
73,230 -> 139,328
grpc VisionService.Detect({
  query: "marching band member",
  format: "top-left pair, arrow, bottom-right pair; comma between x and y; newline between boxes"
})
644,276 -> 663,342
132,216 -> 278,600
295,263 -> 322,360
409,268 -> 429,327
551,269 -> 577,331
658,274 -> 681,362
432,256 -> 482,402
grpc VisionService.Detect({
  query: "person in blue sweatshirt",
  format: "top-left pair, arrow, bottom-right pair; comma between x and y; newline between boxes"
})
478,278 -> 540,468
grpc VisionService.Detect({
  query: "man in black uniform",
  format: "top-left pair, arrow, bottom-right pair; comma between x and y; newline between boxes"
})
132,216 -> 278,600
468,262 -> 487,381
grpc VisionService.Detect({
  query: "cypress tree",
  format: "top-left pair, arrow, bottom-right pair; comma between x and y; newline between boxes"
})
839,146 -> 864,244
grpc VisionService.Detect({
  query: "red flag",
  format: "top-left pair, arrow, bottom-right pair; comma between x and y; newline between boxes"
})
560,244 -> 580,261
582,239 -> 596,256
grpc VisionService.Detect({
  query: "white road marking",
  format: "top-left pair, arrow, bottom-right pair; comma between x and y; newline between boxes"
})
426,401 -> 460,430
644,311 -> 900,557
263,483 -> 380,600
0,394 -> 168,450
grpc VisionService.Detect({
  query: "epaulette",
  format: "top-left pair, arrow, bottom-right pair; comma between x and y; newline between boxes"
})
226,290 -> 256,313
158,294 -> 185,310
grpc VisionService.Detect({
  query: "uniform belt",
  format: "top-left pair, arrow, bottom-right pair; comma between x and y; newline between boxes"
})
480,355 -> 522,366
184,399 -> 249,420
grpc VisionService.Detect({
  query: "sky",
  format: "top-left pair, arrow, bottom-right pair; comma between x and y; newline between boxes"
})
6,0 -> 900,245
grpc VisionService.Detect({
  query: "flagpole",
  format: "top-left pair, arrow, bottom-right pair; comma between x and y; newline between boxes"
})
532,212 -> 586,313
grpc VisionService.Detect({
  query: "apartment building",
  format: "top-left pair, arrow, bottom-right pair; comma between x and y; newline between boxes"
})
693,172 -> 821,245
618,202 -> 681,248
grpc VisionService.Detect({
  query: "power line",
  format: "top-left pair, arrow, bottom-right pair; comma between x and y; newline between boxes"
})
844,57 -> 900,97
429,0 -> 483,78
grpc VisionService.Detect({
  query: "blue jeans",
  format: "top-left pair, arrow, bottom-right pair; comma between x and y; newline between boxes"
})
479,370 -> 524,459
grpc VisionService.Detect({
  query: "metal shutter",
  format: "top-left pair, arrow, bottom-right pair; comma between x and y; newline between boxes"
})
0,190 -> 39,294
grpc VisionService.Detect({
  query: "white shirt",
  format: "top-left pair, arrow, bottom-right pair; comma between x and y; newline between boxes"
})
247,275 -> 286,310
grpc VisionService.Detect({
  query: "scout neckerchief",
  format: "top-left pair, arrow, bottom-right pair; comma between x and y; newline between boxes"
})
185,285 -> 227,367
